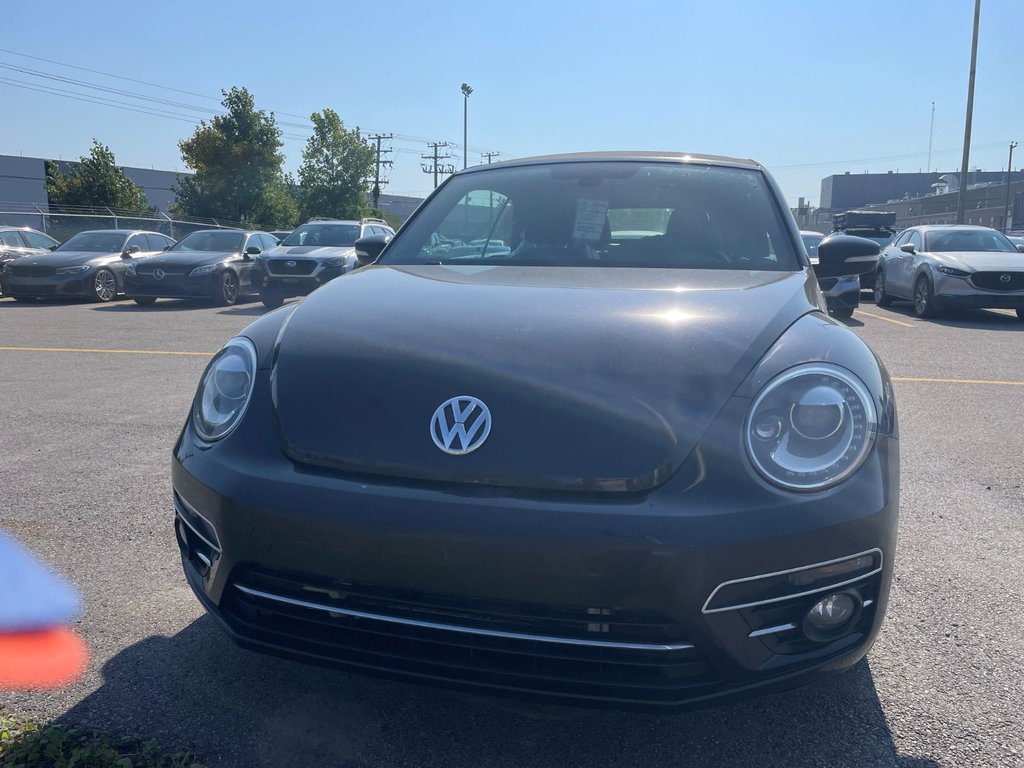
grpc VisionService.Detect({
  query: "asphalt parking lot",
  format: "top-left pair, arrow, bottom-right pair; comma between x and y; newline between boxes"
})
1,294 -> 1022,768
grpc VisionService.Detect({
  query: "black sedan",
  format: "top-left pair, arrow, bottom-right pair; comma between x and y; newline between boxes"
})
2,230 -> 173,302
173,152 -> 895,709
125,229 -> 278,306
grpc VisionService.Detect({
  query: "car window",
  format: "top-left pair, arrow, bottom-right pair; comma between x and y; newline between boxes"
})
0,231 -> 25,247
24,231 -> 58,249
55,231 -> 128,252
892,231 -> 910,247
282,223 -> 359,247
171,230 -> 245,252
125,234 -> 149,253
381,161 -> 799,270
145,234 -> 171,251
925,229 -> 1017,253
800,234 -> 822,259
907,231 -> 923,251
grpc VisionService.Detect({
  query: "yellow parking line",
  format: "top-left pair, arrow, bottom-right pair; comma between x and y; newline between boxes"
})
0,346 -> 213,357
857,311 -> 916,329
893,376 -> 1024,387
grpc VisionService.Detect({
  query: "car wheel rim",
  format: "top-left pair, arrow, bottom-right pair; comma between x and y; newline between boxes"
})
874,273 -> 883,301
224,274 -> 237,303
95,271 -> 116,301
915,282 -> 927,313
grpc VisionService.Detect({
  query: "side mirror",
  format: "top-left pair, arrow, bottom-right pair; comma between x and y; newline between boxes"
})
814,234 -> 880,278
899,243 -> 916,254
354,234 -> 392,266
1016,244 -> 1024,254
122,244 -> 141,259
245,245 -> 262,256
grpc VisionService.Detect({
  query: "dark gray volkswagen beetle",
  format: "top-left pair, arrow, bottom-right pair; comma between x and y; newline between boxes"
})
173,152 -> 896,708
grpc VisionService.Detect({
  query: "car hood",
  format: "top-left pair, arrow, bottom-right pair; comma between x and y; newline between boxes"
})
142,250 -> 237,268
927,250 -> 1024,271
271,265 -> 819,493
16,250 -> 118,266
264,245 -> 355,259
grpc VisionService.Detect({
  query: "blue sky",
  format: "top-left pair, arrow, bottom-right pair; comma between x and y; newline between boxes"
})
1,0 -> 1020,205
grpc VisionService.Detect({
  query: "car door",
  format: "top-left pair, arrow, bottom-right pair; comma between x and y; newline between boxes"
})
879,231 -> 907,295
895,230 -> 923,296
236,234 -> 262,292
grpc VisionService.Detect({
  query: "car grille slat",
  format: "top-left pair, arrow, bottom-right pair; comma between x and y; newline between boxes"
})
969,271 -> 1024,291
219,567 -> 720,702
9,265 -> 55,278
267,259 -> 316,276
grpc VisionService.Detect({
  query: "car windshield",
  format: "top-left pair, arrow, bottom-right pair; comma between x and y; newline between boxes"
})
282,223 -> 359,247
55,232 -> 127,253
380,161 -> 799,270
171,231 -> 245,252
926,229 -> 1018,253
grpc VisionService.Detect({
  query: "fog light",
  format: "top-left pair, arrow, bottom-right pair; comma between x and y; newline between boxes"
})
804,592 -> 859,638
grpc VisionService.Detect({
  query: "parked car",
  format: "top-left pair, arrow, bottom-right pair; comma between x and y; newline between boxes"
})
801,230 -> 860,319
253,217 -> 395,308
1007,235 -> 1024,252
2,229 -> 173,302
0,227 -> 60,297
124,229 -> 276,307
174,151 -> 894,709
873,225 -> 1024,319
269,230 -> 293,243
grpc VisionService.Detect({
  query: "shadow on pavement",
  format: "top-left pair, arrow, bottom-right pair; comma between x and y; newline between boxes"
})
865,299 -> 1022,331
49,617 -> 940,768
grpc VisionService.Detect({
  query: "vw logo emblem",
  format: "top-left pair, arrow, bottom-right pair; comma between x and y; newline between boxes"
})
1000,273 -> 1012,283
153,269 -> 165,280
430,396 -> 491,455
285,260 -> 296,268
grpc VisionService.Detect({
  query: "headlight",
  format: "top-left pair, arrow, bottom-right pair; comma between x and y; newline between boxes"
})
189,264 -> 219,277
320,257 -> 344,269
937,266 -> 970,277
192,338 -> 257,442
55,265 -> 92,275
745,363 -> 877,491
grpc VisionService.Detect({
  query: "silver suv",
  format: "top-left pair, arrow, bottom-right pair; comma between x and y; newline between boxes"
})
253,217 -> 394,308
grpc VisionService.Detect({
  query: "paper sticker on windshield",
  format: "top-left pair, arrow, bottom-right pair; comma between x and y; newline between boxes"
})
573,199 -> 608,242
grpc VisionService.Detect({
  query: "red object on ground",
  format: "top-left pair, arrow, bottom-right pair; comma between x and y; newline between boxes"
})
0,627 -> 88,689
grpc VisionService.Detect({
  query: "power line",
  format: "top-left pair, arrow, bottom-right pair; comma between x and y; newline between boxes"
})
482,151 -> 501,164
774,141 -> 1009,170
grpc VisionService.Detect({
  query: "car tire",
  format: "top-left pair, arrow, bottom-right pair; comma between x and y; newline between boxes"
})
92,268 -> 118,302
873,269 -> 892,308
913,274 -> 935,318
830,307 -> 855,320
133,297 -> 157,306
215,271 -> 239,307
261,293 -> 284,309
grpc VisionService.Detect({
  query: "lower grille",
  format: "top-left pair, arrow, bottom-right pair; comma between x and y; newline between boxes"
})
970,271 -> 1024,291
12,284 -> 56,295
267,259 -> 316,276
10,265 -> 55,278
220,567 -> 718,703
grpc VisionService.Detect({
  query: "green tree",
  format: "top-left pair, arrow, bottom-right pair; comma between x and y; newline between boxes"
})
298,109 -> 375,221
173,87 -> 298,227
45,140 -> 151,211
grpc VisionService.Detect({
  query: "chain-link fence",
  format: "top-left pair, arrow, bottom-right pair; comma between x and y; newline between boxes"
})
0,202 -> 272,243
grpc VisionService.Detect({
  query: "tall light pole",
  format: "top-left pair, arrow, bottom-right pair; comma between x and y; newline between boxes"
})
461,83 -> 473,169
927,101 -> 935,173
1003,141 -> 1017,232
956,0 -> 981,225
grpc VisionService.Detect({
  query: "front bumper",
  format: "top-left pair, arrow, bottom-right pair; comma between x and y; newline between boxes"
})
173,382 -> 899,709
3,272 -> 92,298
931,277 -> 1024,310
125,273 -> 217,300
253,263 -> 345,298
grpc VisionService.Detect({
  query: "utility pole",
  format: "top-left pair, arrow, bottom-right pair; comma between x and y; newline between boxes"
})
421,142 -> 454,189
927,101 -> 935,173
956,0 -> 981,225
367,133 -> 393,212
461,83 -> 473,169
481,152 -> 500,222
481,151 -> 500,164
1003,141 -> 1017,232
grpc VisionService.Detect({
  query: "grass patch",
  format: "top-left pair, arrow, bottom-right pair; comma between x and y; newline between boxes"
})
0,709 -> 200,768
